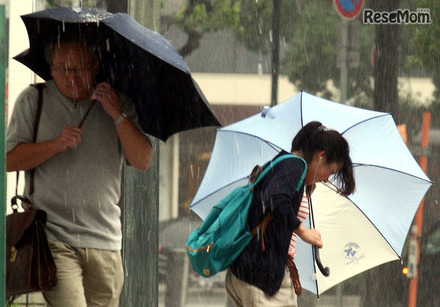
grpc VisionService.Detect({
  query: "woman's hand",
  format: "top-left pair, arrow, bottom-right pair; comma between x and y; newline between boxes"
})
294,224 -> 323,248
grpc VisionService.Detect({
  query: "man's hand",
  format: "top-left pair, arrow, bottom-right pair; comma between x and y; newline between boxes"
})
55,126 -> 82,152
91,82 -> 122,120
91,82 -> 153,171
6,126 -> 82,172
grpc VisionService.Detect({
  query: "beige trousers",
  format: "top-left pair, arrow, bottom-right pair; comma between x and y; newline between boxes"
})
225,268 -> 298,307
43,240 -> 124,307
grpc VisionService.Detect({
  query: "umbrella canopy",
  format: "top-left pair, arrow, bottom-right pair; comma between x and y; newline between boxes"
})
189,91 -> 432,295
14,6 -> 220,141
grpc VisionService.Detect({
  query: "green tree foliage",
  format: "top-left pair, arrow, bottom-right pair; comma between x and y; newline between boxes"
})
176,1 -> 375,102
175,0 -> 241,56
281,2 -> 340,98
175,0 -> 439,128
406,0 -> 439,96
404,0 -> 440,127
176,0 -> 241,32
282,2 -> 374,100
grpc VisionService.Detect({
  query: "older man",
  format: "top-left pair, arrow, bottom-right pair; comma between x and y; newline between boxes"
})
6,34 -> 153,306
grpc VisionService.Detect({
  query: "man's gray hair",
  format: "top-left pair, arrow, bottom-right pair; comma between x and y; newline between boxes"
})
44,33 -> 100,65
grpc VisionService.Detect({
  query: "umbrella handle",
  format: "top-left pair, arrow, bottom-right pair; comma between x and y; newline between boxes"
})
313,245 -> 330,277
78,100 -> 97,128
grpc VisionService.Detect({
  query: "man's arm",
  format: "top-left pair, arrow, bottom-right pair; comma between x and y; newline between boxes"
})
6,126 -> 82,172
115,117 -> 153,170
92,82 -> 153,171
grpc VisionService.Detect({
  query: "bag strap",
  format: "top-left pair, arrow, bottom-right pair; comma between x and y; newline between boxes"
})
249,153 -> 307,251
252,153 -> 304,188
14,83 -> 45,204
250,215 -> 273,251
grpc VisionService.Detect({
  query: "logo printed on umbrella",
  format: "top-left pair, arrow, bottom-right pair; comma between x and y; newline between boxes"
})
343,242 -> 365,265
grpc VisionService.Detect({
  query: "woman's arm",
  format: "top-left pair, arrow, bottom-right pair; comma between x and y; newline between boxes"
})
294,224 -> 323,248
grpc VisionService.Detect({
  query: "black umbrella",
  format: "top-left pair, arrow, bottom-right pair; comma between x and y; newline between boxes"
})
14,7 -> 221,141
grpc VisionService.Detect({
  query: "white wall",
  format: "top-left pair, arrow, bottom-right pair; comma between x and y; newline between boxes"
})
7,0 -> 35,213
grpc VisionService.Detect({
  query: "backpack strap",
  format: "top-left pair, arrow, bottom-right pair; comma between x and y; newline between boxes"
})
252,153 -> 306,188
249,153 -> 307,251
250,215 -> 273,251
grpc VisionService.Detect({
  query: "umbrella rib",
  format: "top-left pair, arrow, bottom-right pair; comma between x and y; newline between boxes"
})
353,163 -> 433,184
220,130 -> 284,152
340,113 -> 392,135
189,177 -> 248,208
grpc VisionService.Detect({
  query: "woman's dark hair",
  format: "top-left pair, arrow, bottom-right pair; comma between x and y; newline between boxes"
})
291,121 -> 355,196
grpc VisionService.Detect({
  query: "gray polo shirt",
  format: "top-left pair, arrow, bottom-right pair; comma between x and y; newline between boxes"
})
7,80 -> 140,250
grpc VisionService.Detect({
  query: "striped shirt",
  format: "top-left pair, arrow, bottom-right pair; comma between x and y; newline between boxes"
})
288,189 -> 309,258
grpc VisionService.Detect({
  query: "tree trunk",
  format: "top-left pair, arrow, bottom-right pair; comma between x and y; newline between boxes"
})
105,0 -> 128,13
364,2 -> 405,305
371,0 -> 401,122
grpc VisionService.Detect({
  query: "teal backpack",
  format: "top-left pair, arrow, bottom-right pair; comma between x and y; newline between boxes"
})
186,154 -> 306,278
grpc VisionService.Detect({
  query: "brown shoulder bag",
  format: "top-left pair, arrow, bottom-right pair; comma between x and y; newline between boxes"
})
6,84 -> 57,303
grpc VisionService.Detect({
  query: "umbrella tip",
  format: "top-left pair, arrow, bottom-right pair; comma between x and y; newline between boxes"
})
261,106 -> 276,119
261,106 -> 270,118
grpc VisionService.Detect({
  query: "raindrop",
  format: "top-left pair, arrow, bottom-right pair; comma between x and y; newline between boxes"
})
106,38 -> 110,51
269,30 -> 273,43
62,21 -> 65,32
190,164 -> 194,178
85,248 -> 89,263
72,208 -> 76,223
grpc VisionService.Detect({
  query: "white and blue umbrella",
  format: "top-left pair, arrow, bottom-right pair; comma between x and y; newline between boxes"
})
189,91 -> 432,296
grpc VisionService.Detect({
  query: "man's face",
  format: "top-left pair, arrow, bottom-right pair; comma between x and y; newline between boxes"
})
50,42 -> 98,101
